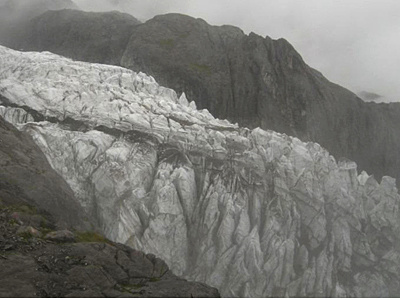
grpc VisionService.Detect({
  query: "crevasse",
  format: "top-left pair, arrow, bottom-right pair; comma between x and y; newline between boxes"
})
1,46 -> 399,297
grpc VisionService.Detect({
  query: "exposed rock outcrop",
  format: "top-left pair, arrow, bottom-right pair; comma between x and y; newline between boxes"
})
1,46 -> 400,297
0,0 -> 77,23
0,202 -> 219,298
3,11 -> 400,188
1,9 -> 140,66
121,14 -> 400,188
0,112 -> 89,230
358,91 -> 383,102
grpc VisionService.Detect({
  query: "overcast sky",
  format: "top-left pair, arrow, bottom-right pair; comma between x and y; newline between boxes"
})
75,0 -> 400,102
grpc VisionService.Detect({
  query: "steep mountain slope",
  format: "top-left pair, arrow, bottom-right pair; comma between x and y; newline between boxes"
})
1,46 -> 400,297
121,14 -> 400,188
2,11 -> 400,189
3,9 -> 140,66
0,114 -> 89,230
0,0 -> 78,46
0,0 -> 77,22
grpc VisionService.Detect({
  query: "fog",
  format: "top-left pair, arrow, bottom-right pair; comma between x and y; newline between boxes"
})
0,0 -> 77,22
45,1 -> 400,101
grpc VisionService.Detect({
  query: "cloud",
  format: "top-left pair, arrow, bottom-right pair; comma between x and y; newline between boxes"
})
73,0 -> 400,101
74,0 -> 191,21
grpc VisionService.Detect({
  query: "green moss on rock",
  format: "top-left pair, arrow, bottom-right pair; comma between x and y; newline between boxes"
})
189,63 -> 212,75
159,39 -> 175,49
75,231 -> 111,244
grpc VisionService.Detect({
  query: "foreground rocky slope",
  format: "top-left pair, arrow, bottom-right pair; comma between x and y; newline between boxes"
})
3,11 -> 400,187
1,46 -> 400,297
0,199 -> 219,297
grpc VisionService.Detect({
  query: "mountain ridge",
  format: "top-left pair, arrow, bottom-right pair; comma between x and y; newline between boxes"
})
2,9 -> 400,188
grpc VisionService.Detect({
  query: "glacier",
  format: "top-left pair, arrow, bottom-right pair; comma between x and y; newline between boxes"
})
1,45 -> 400,297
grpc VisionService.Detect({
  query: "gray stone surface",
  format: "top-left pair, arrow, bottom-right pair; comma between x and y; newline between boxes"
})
16,9 -> 140,66
0,191 -> 220,298
0,113 -> 90,230
45,230 -> 76,243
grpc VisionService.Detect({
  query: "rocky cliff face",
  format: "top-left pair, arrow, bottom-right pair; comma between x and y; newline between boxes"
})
0,194 -> 219,297
121,14 -> 400,188
0,0 -> 78,47
2,9 -> 140,66
0,0 -> 77,22
1,46 -> 400,297
0,108 -> 88,230
2,11 -> 400,188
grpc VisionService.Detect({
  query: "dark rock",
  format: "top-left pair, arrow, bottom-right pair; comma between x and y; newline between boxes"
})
0,116 -> 93,230
118,249 -> 154,278
16,225 -> 41,238
3,9 -> 140,66
11,211 -> 50,229
0,0 -> 77,23
0,0 -> 78,56
0,205 -> 220,297
45,230 -> 75,243
3,244 -> 15,251
141,279 -> 220,298
73,243 -> 130,283
67,265 -> 116,290
65,289 -> 105,298
0,254 -> 44,297
102,288 -> 124,298
146,253 -> 170,278
10,212 -> 24,225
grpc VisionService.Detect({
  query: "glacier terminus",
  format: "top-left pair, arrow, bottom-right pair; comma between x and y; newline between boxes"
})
1,46 -> 400,297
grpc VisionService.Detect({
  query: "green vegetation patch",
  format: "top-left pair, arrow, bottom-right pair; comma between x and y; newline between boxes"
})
122,283 -> 145,290
18,231 -> 33,240
189,63 -> 212,75
75,231 -> 112,244
17,204 -> 38,215
119,283 -> 146,296
0,203 -> 38,215
159,39 -> 175,49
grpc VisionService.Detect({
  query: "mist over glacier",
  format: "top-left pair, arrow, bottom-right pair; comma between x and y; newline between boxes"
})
73,0 -> 400,102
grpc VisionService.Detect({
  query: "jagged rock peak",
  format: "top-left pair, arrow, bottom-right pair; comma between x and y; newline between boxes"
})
148,12 -> 245,36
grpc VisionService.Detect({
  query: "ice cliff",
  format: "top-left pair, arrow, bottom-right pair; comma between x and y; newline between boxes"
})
1,46 -> 400,297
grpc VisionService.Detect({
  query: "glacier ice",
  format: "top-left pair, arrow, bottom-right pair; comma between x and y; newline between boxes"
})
1,46 -> 400,297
